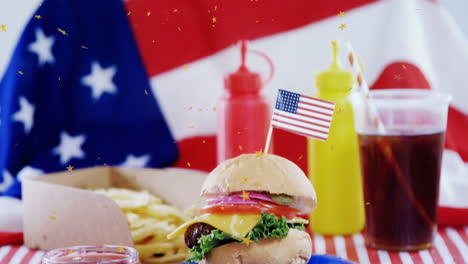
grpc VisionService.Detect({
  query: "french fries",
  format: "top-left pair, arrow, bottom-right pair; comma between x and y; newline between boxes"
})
95,188 -> 190,264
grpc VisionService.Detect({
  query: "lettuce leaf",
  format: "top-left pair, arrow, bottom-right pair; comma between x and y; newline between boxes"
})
185,230 -> 239,262
246,211 -> 305,242
185,212 -> 305,263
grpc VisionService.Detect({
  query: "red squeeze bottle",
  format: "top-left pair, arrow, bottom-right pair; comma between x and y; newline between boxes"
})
217,41 -> 274,163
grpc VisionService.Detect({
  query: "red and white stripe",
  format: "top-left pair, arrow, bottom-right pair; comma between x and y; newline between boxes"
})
0,246 -> 44,264
272,95 -> 335,141
1,227 -> 468,263
307,226 -> 468,264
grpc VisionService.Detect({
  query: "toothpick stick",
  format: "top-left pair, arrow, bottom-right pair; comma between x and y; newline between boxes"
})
264,125 -> 273,153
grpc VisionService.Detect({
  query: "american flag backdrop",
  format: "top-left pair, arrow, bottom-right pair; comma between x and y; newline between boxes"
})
1,0 -> 468,263
0,0 -> 178,199
272,89 -> 335,141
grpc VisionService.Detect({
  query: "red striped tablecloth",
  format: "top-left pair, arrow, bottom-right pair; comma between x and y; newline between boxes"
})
1,226 -> 467,264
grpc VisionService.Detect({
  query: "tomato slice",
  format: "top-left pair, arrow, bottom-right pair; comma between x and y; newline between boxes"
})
200,202 -> 300,219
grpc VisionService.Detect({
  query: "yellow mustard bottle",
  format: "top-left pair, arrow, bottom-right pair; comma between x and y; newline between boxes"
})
308,41 -> 364,235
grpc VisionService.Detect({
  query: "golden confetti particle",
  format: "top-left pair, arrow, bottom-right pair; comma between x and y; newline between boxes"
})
212,16 -> 217,23
35,15 -> 42,19
338,11 -> 345,17
365,202 -> 371,205
255,150 -> 264,158
221,206 -> 225,210
198,108 -> 203,111
212,107 -> 217,111
0,24 -> 6,32
188,125 -> 195,128
177,26 -> 182,31
238,145 -> 243,151
242,178 -> 248,183
242,238 -> 253,246
81,45 -> 88,49
240,191 -> 250,200
127,11 -> 131,16
144,89 -> 148,95
402,64 -> 407,70
66,165 -> 73,172
188,106 -> 193,110
202,140 -> 206,144
298,155 -> 303,160
3,227 -> 8,230
214,5 -> 218,11
183,64 -> 189,70
208,10 -> 211,13
339,23 -> 347,30
394,74 -> 402,80
49,216 -> 57,221
186,162 -> 192,167
57,28 -> 69,36
102,205 -> 109,208
146,11 -> 152,16
18,71 -> 24,75
68,250 -> 73,254
118,246 -> 125,253
173,9 -> 178,12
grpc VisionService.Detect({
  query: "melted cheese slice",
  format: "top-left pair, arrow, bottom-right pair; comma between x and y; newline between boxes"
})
167,214 -> 309,240
168,214 -> 261,240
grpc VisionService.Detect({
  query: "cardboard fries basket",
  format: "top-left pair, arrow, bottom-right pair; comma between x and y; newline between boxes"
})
22,166 -> 206,252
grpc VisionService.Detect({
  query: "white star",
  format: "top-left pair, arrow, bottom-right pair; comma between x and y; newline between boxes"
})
81,61 -> 118,100
119,154 -> 151,168
0,171 -> 13,192
13,96 -> 35,134
52,131 -> 86,165
28,27 -> 55,67
17,166 -> 44,182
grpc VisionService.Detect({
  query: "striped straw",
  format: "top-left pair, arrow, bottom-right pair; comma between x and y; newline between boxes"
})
344,41 -> 386,133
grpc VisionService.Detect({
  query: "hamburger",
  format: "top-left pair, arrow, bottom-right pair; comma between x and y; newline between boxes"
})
168,152 -> 317,264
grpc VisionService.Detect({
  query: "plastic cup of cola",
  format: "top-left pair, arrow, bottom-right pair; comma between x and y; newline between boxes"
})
352,89 -> 451,251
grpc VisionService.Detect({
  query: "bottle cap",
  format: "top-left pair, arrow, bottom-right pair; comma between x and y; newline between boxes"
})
316,41 -> 354,91
224,41 -> 273,95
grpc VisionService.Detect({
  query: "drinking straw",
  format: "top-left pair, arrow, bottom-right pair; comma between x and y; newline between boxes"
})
344,42 -> 385,133
344,41 -> 434,229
